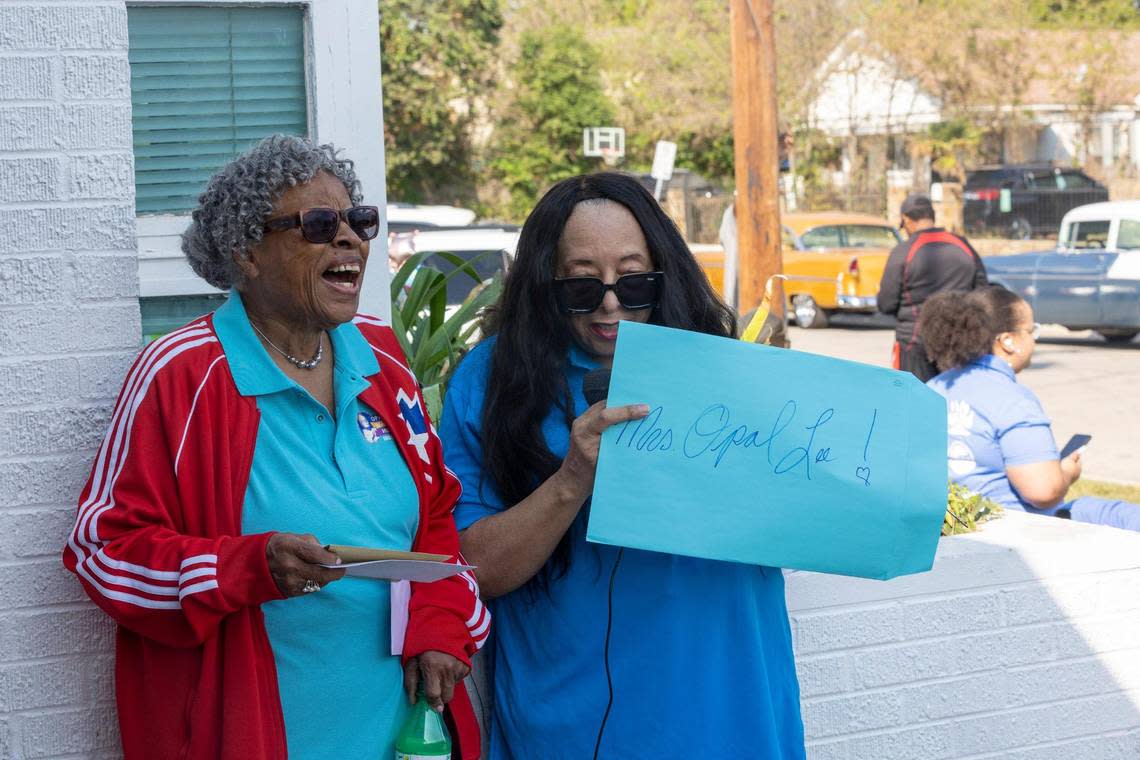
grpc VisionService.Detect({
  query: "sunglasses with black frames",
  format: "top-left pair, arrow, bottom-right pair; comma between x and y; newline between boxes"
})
263,206 -> 380,244
553,271 -> 664,314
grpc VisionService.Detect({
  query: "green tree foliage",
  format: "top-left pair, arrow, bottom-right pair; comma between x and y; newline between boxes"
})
498,0 -> 849,188
1029,0 -> 1140,27
379,0 -> 502,204
678,131 -> 736,183
381,0 -> 1139,212
855,0 -> 1134,169
494,1 -> 732,186
491,25 -> 615,220
913,119 -> 984,180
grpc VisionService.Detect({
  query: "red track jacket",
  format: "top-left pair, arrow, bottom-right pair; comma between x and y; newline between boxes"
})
62,312 -> 488,759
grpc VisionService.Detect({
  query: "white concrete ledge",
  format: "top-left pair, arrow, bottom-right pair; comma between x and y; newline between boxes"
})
788,511 -> 1140,759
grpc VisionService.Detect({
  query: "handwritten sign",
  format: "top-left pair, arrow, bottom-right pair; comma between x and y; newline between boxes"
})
586,322 -> 948,580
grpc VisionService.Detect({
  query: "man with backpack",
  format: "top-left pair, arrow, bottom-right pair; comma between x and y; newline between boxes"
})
877,193 -> 989,381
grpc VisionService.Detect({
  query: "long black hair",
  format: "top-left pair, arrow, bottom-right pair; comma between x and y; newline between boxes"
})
479,172 -> 736,594
922,285 -> 1025,372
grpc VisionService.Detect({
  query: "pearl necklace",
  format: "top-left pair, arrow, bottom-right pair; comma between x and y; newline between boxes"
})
250,321 -> 324,370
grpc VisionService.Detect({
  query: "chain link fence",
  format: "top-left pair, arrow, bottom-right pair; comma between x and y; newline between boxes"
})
796,184 -> 887,218
665,177 -> 894,245
686,195 -> 732,244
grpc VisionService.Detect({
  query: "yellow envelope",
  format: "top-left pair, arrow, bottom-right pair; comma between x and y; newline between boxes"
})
325,544 -> 450,563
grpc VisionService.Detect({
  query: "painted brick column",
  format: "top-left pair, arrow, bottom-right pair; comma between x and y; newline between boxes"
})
0,2 -> 136,756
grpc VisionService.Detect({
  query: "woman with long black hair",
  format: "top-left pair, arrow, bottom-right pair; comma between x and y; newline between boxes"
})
439,173 -> 806,759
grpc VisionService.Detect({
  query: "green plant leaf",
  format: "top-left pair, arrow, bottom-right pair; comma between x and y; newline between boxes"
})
387,253 -> 503,398
428,250 -> 494,283
429,271 -> 447,335
387,305 -> 413,360
389,250 -> 434,296
400,266 -> 445,331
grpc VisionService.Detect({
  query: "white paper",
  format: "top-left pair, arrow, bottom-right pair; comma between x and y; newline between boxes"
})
390,579 -> 411,656
319,559 -> 474,582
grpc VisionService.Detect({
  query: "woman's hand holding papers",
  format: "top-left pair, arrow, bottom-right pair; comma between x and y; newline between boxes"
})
266,533 -> 346,597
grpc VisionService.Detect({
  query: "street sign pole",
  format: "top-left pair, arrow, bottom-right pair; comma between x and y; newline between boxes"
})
650,140 -> 677,201
729,0 -> 786,346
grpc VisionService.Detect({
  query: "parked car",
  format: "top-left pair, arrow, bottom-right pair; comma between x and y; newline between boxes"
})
692,212 -> 900,328
984,200 -> 1140,343
386,202 -> 477,232
391,225 -> 519,306
963,163 -> 1108,240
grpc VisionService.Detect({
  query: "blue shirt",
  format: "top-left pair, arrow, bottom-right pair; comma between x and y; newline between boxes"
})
216,294 -> 419,759
927,354 -> 1061,514
440,339 -> 805,760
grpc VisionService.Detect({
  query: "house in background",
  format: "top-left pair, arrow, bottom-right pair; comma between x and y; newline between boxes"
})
808,29 -> 1140,198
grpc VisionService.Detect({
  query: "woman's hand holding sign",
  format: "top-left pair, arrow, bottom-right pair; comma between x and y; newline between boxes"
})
558,401 -> 651,503
458,400 -> 648,599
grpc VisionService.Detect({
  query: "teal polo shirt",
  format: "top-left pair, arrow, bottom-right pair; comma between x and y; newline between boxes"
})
214,293 -> 419,760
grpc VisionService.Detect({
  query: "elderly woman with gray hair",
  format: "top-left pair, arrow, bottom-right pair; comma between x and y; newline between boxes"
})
63,135 -> 487,760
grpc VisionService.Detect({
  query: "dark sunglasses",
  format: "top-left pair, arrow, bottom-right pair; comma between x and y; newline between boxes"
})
553,271 -> 664,314
263,206 -> 380,244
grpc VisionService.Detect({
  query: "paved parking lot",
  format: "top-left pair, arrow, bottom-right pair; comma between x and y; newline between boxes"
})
786,316 -> 1139,485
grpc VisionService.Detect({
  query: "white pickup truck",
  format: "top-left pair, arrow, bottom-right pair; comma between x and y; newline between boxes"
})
984,200 -> 1140,343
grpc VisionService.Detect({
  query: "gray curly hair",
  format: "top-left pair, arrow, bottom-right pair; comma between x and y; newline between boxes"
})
181,134 -> 363,290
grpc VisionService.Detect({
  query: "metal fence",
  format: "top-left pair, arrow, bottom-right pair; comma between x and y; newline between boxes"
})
667,183 -> 893,245
797,187 -> 887,218
963,188 -> 1109,238
687,195 -> 732,244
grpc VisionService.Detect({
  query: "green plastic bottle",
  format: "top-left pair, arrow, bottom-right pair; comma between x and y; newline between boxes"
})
394,688 -> 451,760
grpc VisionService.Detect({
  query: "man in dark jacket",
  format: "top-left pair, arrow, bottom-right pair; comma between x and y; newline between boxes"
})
877,193 -> 988,381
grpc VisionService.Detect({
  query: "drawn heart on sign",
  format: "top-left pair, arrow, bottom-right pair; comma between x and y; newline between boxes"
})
855,466 -> 871,486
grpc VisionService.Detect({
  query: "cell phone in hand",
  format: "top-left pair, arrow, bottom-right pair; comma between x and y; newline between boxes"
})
1059,434 -> 1091,459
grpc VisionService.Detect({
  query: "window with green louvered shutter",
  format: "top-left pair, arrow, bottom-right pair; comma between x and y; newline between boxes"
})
127,5 -> 310,215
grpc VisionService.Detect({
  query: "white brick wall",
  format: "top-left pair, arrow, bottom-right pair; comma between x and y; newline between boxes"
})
0,2 -> 136,757
789,511 -> 1140,759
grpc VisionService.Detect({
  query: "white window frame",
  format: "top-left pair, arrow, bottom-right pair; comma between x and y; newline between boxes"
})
128,0 -> 390,319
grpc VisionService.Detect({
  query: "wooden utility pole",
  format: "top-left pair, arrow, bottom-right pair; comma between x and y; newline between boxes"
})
729,0 -> 786,345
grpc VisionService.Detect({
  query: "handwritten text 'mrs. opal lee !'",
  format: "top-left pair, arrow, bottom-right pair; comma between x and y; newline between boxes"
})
612,401 -> 878,484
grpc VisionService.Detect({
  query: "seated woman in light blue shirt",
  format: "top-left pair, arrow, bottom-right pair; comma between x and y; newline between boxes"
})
923,286 -> 1140,531
439,173 -> 805,759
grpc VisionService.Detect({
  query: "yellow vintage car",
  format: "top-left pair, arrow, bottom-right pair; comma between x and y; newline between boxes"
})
693,212 -> 901,328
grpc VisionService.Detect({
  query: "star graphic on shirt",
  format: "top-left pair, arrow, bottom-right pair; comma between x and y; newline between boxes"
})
396,388 -> 431,463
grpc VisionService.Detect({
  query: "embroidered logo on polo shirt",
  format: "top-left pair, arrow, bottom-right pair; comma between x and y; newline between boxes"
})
357,412 -> 391,443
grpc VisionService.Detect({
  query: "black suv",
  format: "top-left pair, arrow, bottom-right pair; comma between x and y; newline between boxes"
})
963,164 -> 1108,239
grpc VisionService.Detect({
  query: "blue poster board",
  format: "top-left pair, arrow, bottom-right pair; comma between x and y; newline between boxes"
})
586,322 -> 948,580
